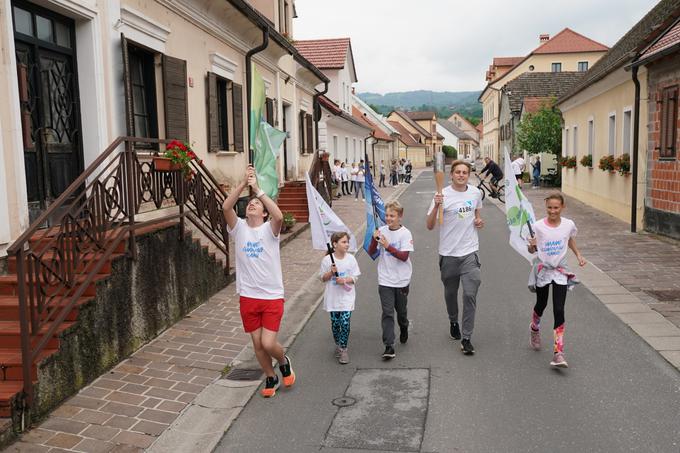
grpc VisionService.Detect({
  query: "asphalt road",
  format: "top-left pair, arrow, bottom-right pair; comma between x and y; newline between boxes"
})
216,170 -> 680,453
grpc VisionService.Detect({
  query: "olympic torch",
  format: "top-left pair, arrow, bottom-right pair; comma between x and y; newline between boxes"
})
434,151 -> 445,224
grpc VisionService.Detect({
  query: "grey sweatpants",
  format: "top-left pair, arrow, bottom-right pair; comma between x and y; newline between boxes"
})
378,285 -> 409,346
439,252 -> 481,340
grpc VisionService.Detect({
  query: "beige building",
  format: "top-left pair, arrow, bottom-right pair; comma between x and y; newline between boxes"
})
479,28 -> 609,162
388,120 -> 428,168
387,110 -> 436,164
0,0 -> 326,257
447,113 -> 480,143
557,1 -> 678,229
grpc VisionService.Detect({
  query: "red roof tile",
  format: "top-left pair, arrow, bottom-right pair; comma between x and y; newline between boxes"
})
641,19 -> 680,59
352,106 -> 393,142
532,28 -> 609,54
388,121 -> 423,147
522,96 -> 551,114
493,57 -> 524,66
294,38 -> 351,69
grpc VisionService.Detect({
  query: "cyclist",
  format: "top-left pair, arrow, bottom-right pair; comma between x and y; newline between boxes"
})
479,157 -> 503,196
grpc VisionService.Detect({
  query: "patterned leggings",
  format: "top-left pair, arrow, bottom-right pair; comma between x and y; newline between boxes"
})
330,311 -> 352,348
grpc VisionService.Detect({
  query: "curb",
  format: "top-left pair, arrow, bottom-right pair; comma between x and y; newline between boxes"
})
146,174 -> 418,453
486,192 -> 680,373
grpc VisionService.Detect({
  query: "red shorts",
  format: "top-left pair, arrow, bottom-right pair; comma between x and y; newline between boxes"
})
239,296 -> 285,333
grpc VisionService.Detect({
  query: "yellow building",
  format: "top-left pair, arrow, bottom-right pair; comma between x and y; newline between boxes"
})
480,29 -> 609,162
388,121 -> 428,168
557,1 -> 677,229
387,110 -> 439,165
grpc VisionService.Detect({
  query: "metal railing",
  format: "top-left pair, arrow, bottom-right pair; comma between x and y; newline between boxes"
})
6,137 -> 229,406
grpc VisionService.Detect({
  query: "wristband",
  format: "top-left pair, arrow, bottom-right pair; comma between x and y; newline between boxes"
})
255,189 -> 265,198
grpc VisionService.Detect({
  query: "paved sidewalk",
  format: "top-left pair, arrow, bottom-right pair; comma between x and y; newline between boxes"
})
523,186 -> 680,329
5,175 -> 419,452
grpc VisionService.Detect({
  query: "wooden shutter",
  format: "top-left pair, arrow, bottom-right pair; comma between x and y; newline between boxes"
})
671,87 -> 679,158
232,83 -> 244,152
206,72 -> 219,152
306,113 -> 313,153
266,98 -> 274,126
121,34 -> 134,136
299,111 -> 305,154
162,55 -> 189,141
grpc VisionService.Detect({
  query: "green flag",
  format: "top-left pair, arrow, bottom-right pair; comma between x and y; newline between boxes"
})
251,65 -> 286,198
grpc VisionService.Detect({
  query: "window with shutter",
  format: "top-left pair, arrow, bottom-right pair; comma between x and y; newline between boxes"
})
123,38 -> 159,143
162,55 -> 188,141
306,113 -> 313,153
266,98 -> 274,126
206,72 -> 219,152
659,86 -> 678,159
232,83 -> 244,152
299,110 -> 305,154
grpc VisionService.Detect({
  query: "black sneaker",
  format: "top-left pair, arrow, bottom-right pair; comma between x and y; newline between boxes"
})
382,345 -> 396,360
450,322 -> 461,340
261,375 -> 280,398
279,355 -> 296,387
461,339 -> 475,355
400,324 -> 408,344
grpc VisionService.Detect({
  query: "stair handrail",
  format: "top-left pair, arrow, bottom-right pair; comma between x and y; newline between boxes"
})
7,136 -> 231,409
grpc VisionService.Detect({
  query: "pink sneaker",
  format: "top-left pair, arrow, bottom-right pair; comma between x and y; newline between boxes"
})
530,326 -> 541,350
550,352 -> 568,368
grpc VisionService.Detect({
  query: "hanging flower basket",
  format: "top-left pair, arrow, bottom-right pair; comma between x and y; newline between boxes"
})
153,157 -> 183,172
613,153 -> 631,175
580,155 -> 592,168
559,156 -> 577,169
154,140 -> 200,177
598,155 -> 615,172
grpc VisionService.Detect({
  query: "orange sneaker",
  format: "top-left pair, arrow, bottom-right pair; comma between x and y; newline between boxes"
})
261,375 -> 279,398
279,355 -> 296,387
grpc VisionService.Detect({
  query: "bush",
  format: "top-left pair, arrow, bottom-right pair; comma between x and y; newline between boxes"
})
580,155 -> 592,168
598,155 -> 615,171
559,156 -> 577,169
614,153 -> 631,175
442,145 -> 457,158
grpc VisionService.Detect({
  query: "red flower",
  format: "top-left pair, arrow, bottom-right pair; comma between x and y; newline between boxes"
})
178,143 -> 187,151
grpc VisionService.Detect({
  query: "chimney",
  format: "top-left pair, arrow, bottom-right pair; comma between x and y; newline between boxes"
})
539,34 -> 550,44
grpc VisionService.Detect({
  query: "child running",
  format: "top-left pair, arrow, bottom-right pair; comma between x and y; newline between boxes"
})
368,201 -> 414,360
222,165 -> 295,397
527,193 -> 586,368
319,232 -> 361,364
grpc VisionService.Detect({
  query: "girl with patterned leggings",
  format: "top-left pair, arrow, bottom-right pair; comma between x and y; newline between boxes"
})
527,193 -> 586,368
319,232 -> 361,364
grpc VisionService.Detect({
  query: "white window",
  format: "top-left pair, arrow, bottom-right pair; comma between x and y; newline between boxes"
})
587,119 -> 594,163
608,113 -> 616,155
572,126 -> 578,156
622,109 -> 632,155
565,128 -> 569,157
333,135 -> 338,156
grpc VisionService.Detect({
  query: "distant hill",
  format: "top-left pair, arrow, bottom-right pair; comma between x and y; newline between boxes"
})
357,90 -> 482,121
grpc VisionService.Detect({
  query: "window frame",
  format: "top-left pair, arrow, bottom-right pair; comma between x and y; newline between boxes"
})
659,85 -> 678,160
128,44 -> 159,143
578,61 -> 589,72
551,62 -> 562,73
608,112 -> 616,156
622,107 -> 632,156
587,118 -> 594,166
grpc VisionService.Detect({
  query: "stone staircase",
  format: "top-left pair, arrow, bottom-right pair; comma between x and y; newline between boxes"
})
277,181 -> 309,223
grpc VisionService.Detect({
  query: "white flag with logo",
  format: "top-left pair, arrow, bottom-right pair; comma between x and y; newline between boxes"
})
305,173 -> 358,252
504,147 -> 537,262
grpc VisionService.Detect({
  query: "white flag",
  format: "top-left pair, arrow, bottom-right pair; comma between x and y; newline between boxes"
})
305,173 -> 358,252
503,148 -> 537,262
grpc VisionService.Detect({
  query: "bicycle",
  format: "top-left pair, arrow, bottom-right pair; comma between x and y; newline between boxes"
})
476,176 -> 505,203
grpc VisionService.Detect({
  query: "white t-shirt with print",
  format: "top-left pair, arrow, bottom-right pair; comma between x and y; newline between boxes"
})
376,225 -> 414,287
532,217 -> 578,285
319,253 -> 361,312
427,184 -> 483,257
356,167 -> 365,183
227,218 -> 284,299
350,167 -> 358,181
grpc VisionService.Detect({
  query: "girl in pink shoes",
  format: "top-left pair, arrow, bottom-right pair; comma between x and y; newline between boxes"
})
319,232 -> 361,364
527,193 -> 586,368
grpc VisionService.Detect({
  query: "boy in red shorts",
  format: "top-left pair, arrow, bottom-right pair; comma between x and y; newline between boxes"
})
222,166 -> 295,397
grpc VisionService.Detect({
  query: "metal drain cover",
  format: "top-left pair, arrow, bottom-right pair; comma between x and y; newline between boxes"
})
224,368 -> 263,381
332,397 -> 356,407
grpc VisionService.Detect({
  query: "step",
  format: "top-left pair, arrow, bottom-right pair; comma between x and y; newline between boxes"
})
0,273 -> 109,297
277,196 -> 308,203
0,296 -> 93,321
0,348 -> 58,381
7,251 -> 124,274
0,321 -> 75,349
0,381 -> 24,418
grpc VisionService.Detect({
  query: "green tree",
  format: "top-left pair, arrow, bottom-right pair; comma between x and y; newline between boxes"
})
442,145 -> 457,158
464,116 -> 480,126
515,98 -> 562,155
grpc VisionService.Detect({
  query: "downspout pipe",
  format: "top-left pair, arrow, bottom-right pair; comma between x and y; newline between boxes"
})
245,27 -> 269,164
364,135 -> 372,171
631,65 -> 641,233
313,81 -> 329,151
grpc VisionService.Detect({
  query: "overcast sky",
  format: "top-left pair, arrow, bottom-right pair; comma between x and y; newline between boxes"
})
293,0 -> 658,94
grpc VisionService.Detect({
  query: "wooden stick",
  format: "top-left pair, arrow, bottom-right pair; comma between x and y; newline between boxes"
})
434,152 -> 445,224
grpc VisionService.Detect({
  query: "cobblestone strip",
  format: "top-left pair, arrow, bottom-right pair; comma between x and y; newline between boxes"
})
7,175 -> 420,453
486,185 -> 680,371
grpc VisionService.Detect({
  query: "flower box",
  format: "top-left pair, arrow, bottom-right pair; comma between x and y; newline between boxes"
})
153,157 -> 183,172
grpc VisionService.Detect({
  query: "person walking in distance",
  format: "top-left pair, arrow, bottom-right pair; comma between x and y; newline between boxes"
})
355,160 -> 365,201
340,162 -> 350,195
527,193 -> 586,368
531,156 -> 541,189
379,160 -> 387,188
426,160 -> 484,355
350,162 -> 358,194
222,166 -> 295,397
319,232 -> 361,364
368,201 -> 414,360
